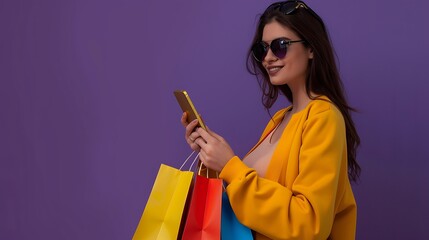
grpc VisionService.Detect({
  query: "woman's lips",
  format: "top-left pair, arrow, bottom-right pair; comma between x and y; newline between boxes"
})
266,66 -> 283,76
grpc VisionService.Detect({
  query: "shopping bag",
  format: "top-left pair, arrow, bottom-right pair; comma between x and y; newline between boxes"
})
132,152 -> 199,240
221,192 -> 253,240
181,164 -> 223,240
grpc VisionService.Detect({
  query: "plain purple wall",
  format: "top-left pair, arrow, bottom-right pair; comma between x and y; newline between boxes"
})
1,0 -> 428,239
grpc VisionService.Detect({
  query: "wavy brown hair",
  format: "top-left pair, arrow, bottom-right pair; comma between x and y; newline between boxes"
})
247,1 -> 361,182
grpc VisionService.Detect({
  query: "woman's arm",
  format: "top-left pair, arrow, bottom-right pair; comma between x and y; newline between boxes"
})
221,107 -> 346,240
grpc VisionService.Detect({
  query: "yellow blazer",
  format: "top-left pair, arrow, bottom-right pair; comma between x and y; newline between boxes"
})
219,97 -> 357,240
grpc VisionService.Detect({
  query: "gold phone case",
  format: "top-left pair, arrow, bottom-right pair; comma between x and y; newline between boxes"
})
174,90 -> 207,130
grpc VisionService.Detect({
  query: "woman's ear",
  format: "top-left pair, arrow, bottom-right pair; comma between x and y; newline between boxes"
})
308,48 -> 314,59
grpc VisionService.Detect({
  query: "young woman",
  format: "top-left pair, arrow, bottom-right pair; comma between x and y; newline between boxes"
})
181,1 -> 360,239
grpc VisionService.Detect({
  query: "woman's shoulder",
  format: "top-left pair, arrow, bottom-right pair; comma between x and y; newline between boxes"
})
305,96 -> 343,120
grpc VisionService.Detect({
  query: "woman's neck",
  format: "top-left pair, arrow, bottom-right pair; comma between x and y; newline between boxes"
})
290,84 -> 313,114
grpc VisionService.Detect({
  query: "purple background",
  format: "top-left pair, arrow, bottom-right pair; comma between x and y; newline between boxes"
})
1,0 -> 428,239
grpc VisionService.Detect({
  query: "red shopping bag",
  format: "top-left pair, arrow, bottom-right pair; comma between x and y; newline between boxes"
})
181,164 -> 223,240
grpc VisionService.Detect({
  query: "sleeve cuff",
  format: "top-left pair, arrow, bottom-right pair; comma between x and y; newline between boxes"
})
219,156 -> 250,184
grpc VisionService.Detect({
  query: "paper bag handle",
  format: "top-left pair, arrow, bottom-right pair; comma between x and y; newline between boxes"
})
179,151 -> 200,171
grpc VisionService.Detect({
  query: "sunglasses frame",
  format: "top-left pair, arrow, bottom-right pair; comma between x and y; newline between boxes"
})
252,38 -> 305,62
267,0 -> 324,28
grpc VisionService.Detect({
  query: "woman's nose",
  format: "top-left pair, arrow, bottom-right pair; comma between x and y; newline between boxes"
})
263,48 -> 278,62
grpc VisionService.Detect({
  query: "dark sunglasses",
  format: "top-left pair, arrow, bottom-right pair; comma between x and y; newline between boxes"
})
252,38 -> 305,62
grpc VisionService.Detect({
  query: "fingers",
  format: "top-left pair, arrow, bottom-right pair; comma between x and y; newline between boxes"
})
194,136 -> 207,146
187,133 -> 201,151
185,119 -> 199,138
190,143 -> 201,152
181,112 -> 189,127
196,126 -> 223,144
188,131 -> 200,143
182,112 -> 205,151
198,150 -> 207,167
205,126 -> 224,142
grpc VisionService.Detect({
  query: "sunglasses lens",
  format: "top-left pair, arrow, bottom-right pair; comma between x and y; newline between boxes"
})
252,42 -> 268,62
271,38 -> 288,59
252,38 -> 289,62
278,2 -> 297,14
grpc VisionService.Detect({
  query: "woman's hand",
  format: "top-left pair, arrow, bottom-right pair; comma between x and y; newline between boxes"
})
181,112 -> 235,172
181,112 -> 201,152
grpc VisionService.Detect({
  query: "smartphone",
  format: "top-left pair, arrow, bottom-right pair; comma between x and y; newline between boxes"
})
174,90 -> 206,130
174,90 -> 217,177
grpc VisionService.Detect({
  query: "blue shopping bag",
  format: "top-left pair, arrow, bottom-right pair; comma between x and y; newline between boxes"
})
221,192 -> 253,240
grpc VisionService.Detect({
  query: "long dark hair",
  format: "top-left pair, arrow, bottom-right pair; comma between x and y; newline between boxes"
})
247,2 -> 361,182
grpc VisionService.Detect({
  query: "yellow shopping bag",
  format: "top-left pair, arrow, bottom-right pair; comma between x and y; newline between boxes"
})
133,152 -> 199,240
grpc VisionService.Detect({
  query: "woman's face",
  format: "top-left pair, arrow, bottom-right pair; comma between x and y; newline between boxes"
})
261,21 -> 313,88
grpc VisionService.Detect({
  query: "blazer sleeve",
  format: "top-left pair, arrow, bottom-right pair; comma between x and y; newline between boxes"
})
219,106 -> 346,240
